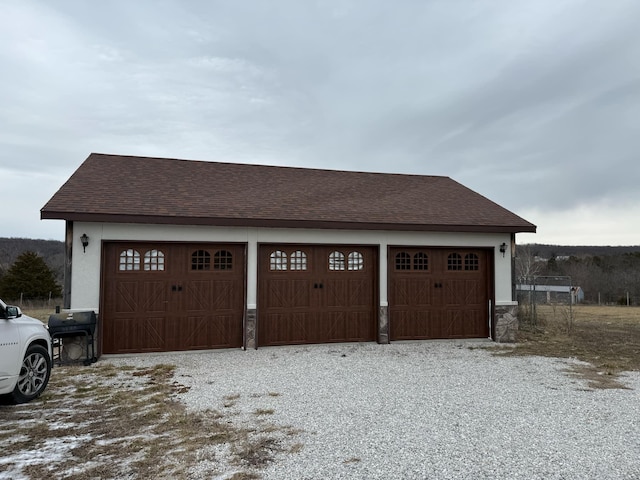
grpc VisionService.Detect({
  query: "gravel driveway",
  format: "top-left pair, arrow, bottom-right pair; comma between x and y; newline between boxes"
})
107,341 -> 640,479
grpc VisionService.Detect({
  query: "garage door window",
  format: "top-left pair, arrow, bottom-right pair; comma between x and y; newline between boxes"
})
290,250 -> 308,271
446,252 -> 479,271
270,250 -> 287,271
395,252 -> 411,270
395,251 -> 428,271
464,253 -> 479,271
447,253 -> 462,271
119,249 -> 141,271
144,249 -> 165,271
214,250 -> 233,270
348,251 -> 364,271
329,251 -> 345,271
414,252 -> 429,270
192,250 -> 211,271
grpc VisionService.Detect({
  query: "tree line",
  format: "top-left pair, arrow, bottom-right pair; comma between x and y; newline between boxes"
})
516,244 -> 640,305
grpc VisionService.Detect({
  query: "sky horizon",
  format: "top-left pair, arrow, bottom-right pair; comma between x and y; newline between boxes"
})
2,1 -> 639,246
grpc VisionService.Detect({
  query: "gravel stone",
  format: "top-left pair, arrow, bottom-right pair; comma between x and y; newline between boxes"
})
105,341 -> 640,479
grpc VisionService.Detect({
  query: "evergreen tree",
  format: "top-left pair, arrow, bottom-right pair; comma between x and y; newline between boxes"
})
0,251 -> 62,300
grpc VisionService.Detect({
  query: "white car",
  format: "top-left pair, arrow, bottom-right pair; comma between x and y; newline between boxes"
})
0,298 -> 52,403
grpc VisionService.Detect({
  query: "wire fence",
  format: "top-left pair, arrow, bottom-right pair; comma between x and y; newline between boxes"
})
517,275 -> 575,332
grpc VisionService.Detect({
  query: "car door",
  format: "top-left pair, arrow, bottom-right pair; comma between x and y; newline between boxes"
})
0,317 -> 21,391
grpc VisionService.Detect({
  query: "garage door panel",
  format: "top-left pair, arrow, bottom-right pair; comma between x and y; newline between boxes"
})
389,248 -> 490,340
444,279 -> 483,306
325,311 -> 346,340
141,317 -> 166,351
258,245 -> 376,346
180,316 -> 209,349
210,314 -> 240,348
110,316 -> 166,353
442,311 -> 465,338
212,280 -> 238,310
325,280 -> 346,307
325,279 -> 373,307
323,311 -> 373,342
349,279 -> 373,306
114,281 -> 139,313
185,281 -> 212,310
412,280 -> 433,306
465,311 -> 486,337
102,243 -> 245,354
142,281 -> 169,312
349,311 -> 375,340
391,310 -> 436,340
392,279 -> 411,307
263,313 -> 312,345
178,314 -> 239,349
267,279 -> 312,310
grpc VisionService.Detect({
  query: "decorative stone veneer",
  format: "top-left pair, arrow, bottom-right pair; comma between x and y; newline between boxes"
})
245,308 -> 257,349
378,305 -> 389,344
494,304 -> 518,343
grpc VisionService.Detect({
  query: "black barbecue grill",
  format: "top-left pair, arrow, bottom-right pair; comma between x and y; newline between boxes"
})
48,311 -> 98,366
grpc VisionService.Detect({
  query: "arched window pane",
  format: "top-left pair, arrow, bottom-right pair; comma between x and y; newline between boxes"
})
144,249 -> 165,271
290,250 -> 307,271
329,251 -> 345,271
395,252 -> 411,270
119,249 -> 141,271
270,250 -> 287,271
348,251 -> 364,271
414,252 -> 428,271
214,250 -> 233,270
447,253 -> 462,271
192,250 -> 211,271
464,253 -> 479,271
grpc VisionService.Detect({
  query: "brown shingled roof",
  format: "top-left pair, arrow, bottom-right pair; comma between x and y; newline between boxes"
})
41,153 -> 536,233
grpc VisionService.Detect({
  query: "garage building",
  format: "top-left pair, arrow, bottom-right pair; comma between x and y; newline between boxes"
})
41,153 -> 535,354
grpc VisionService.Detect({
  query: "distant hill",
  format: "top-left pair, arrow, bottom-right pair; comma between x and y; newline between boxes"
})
520,244 -> 640,258
0,237 -> 65,283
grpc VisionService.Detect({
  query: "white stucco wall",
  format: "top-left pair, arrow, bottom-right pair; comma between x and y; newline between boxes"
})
70,222 -> 514,312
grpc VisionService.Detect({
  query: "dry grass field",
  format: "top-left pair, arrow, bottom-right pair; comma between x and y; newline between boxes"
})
19,303 -> 56,322
495,304 -> 640,388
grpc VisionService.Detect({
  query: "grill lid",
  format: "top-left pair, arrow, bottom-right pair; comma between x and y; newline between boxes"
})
48,311 -> 97,335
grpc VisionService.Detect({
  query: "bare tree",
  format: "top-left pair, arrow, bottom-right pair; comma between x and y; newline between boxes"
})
515,244 -> 542,284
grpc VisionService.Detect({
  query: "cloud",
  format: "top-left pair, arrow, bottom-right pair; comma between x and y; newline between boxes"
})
1,0 -> 640,244
518,197 -> 640,246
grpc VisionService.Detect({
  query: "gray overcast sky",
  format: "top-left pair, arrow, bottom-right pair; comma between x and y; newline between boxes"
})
1,1 -> 639,245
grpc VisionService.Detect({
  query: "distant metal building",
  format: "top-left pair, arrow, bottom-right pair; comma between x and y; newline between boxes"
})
516,284 -> 584,304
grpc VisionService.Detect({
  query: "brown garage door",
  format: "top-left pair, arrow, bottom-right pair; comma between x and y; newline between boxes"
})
389,247 -> 491,340
101,243 -> 245,353
258,245 -> 377,346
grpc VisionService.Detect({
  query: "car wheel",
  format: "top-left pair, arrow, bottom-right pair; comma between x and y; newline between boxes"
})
12,344 -> 52,404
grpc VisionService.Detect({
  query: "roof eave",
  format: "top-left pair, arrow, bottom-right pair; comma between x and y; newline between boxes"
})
41,211 -> 537,234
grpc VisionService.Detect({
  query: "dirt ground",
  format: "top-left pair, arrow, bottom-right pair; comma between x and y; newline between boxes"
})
0,362 -> 299,479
